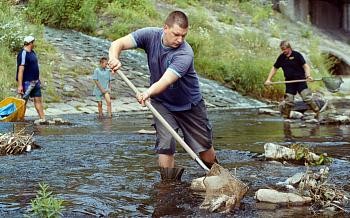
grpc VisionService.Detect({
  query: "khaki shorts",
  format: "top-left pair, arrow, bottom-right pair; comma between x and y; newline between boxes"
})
151,99 -> 213,155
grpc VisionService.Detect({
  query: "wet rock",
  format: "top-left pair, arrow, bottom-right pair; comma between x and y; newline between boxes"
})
264,143 -> 295,160
255,189 -> 312,204
290,111 -> 303,119
52,118 -> 71,125
305,118 -> 319,124
258,108 -> 280,116
255,202 -> 279,210
137,129 -> 156,134
34,118 -> 48,125
63,84 -> 75,92
264,143 -> 324,164
35,118 -> 71,125
276,172 -> 304,186
324,115 -> 350,124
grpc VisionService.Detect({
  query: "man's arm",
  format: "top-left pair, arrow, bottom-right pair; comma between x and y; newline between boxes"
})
17,65 -> 24,94
108,34 -> 135,73
264,67 -> 278,85
303,63 -> 313,81
137,70 -> 179,106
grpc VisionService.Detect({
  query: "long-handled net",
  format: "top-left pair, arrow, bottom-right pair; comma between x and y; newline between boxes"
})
321,77 -> 343,93
268,76 -> 344,93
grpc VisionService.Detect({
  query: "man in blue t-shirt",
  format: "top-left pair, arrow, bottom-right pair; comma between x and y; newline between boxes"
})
265,40 -> 319,119
16,36 -> 45,120
108,11 -> 217,178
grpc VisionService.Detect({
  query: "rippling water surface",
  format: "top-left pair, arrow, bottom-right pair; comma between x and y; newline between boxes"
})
0,111 -> 349,217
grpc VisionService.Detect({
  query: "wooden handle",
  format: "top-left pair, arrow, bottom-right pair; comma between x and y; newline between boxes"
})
268,78 -> 322,85
117,70 -> 210,172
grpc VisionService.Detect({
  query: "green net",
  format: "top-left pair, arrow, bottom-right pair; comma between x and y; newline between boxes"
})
322,77 -> 343,93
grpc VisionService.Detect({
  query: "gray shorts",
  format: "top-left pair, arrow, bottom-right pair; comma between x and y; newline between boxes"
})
151,99 -> 213,155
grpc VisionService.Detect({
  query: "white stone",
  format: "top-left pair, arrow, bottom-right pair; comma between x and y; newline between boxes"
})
258,108 -> 280,115
255,189 -> 312,204
290,111 -> 304,119
264,143 -> 295,159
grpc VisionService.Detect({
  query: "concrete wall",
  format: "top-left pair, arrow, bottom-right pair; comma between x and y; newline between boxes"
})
310,0 -> 342,29
275,0 -> 350,32
344,3 -> 350,31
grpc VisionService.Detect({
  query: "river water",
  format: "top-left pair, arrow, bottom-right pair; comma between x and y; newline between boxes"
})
0,111 -> 349,217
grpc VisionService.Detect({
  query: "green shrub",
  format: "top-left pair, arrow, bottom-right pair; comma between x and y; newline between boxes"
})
217,14 -> 235,25
162,0 -> 199,8
26,0 -> 99,32
27,183 -> 64,218
0,46 -> 16,100
0,2 -> 31,51
0,2 -> 58,101
0,1 -> 30,100
104,0 -> 160,39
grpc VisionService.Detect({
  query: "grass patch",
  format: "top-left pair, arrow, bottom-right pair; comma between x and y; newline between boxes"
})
103,0 -> 160,39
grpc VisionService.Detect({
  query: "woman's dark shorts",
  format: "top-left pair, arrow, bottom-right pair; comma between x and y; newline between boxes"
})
151,99 -> 213,155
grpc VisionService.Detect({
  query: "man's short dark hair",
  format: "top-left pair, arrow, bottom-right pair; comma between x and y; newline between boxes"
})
165,11 -> 188,29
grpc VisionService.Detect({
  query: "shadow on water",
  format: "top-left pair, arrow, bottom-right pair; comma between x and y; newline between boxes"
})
0,111 -> 349,217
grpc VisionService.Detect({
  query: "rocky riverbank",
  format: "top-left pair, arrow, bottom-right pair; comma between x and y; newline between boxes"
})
24,27 -> 267,118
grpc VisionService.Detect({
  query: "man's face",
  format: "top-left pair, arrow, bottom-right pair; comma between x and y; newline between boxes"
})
29,41 -> 35,49
163,23 -> 188,48
281,46 -> 291,56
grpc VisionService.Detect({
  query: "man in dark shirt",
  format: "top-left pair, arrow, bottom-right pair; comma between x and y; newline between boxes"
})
16,36 -> 45,120
108,11 -> 217,178
265,40 -> 319,119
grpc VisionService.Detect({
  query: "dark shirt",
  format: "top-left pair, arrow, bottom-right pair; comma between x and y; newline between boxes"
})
274,50 -> 306,81
131,27 -> 202,111
16,49 -> 39,82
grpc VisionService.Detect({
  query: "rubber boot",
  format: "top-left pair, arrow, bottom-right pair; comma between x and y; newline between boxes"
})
282,104 -> 292,119
159,167 -> 184,181
282,93 -> 294,119
308,100 -> 320,119
300,89 -> 320,119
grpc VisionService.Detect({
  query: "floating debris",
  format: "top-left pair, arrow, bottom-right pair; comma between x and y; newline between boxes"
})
298,167 -> 349,213
269,168 -> 350,213
0,129 -> 40,155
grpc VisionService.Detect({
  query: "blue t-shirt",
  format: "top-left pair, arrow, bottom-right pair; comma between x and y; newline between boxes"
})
16,49 -> 39,82
131,27 -> 202,111
92,67 -> 111,96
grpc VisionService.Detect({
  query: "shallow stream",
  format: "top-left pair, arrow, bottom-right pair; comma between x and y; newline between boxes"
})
0,111 -> 349,217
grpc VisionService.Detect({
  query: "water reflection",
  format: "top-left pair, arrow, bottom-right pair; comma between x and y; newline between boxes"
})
283,122 -> 320,141
152,181 -> 194,217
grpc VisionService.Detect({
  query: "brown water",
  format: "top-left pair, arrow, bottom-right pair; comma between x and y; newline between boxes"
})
0,111 -> 349,217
